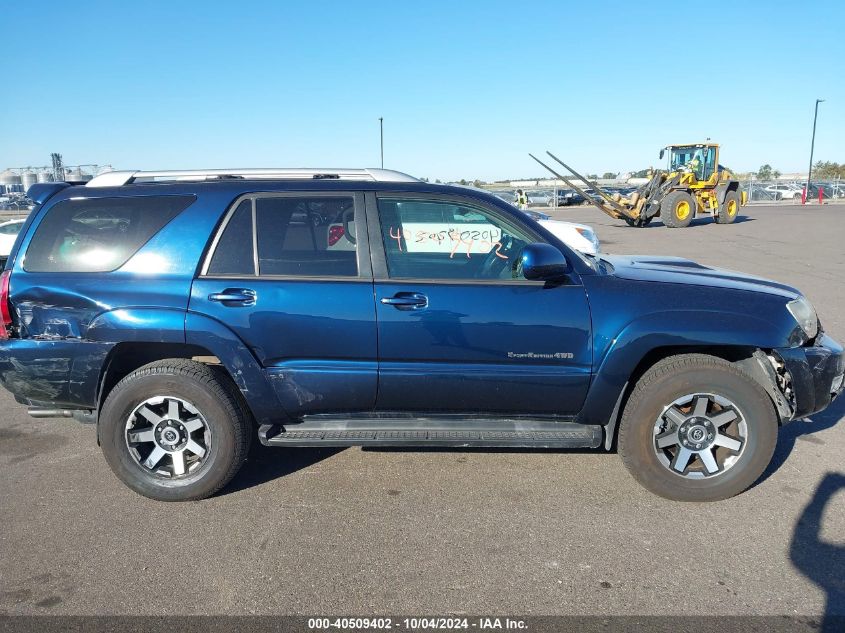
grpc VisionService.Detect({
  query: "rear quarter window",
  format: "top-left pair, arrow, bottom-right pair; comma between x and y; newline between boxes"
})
23,195 -> 195,273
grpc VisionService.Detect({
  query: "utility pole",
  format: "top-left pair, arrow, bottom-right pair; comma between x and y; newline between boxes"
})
806,99 -> 824,197
379,117 -> 384,168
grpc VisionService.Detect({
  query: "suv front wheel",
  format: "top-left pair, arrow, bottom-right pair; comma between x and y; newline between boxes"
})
100,359 -> 251,501
618,354 -> 777,501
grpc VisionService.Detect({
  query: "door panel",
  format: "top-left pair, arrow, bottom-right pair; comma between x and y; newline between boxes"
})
375,281 -> 591,414
371,194 -> 592,415
190,192 -> 377,417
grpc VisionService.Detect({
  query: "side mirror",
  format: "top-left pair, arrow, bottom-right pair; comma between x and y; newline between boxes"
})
659,148 -> 665,160
519,243 -> 570,281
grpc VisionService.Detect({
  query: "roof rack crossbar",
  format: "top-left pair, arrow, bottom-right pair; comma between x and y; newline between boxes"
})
86,168 -> 418,187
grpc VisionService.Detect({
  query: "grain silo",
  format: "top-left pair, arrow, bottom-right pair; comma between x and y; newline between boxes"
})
66,167 -> 93,183
0,169 -> 22,194
21,171 -> 38,191
0,169 -> 21,186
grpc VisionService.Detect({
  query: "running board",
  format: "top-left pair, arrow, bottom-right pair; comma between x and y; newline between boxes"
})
258,420 -> 602,448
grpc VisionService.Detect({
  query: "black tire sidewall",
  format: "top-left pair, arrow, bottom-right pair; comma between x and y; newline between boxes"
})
718,191 -> 740,224
620,364 -> 777,501
662,191 -> 694,228
101,371 -> 240,501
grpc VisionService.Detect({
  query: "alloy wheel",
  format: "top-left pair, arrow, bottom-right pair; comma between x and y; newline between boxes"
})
125,396 -> 211,478
652,393 -> 747,479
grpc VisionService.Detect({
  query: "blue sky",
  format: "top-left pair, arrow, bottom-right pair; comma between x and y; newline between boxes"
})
1,0 -> 843,181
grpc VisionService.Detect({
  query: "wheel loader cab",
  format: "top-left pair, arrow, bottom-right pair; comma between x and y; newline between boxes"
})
666,144 -> 719,185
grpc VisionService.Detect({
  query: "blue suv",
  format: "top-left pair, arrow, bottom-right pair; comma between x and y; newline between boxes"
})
1,168 -> 842,502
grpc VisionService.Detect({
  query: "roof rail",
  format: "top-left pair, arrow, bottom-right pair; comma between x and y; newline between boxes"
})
86,168 -> 419,187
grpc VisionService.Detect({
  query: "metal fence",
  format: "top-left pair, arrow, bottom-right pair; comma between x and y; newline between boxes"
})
742,180 -> 845,202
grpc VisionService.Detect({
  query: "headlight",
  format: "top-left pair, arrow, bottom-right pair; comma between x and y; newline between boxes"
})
575,227 -> 600,249
787,296 -> 819,340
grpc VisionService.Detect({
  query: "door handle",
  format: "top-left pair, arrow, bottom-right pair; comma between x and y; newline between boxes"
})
208,288 -> 257,306
380,292 -> 428,310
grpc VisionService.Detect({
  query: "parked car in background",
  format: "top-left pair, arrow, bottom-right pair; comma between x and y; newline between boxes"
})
0,199 -> 35,212
805,183 -> 838,200
764,184 -> 803,200
491,190 -> 515,204
553,189 -> 581,207
745,184 -> 782,201
522,210 -> 600,255
582,188 -> 606,205
526,191 -> 552,207
0,218 -> 26,266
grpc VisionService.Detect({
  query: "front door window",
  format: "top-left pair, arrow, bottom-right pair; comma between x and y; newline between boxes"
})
377,197 -> 540,281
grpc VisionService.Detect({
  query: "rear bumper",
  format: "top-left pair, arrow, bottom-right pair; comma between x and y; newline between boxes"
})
778,333 -> 844,420
0,338 -> 111,409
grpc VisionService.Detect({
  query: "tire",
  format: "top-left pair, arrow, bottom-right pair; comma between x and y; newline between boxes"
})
624,215 -> 653,228
660,191 -> 695,228
100,359 -> 252,501
617,354 -> 777,502
717,190 -> 740,224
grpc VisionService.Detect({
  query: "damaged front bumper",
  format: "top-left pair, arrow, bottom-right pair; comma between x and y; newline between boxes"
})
776,333 -> 844,420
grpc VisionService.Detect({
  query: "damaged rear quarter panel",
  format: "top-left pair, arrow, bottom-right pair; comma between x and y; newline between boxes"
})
5,275 -> 191,407
0,184 -> 278,410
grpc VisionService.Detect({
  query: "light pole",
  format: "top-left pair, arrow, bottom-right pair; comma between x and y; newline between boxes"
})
378,117 -> 384,168
806,99 -> 824,197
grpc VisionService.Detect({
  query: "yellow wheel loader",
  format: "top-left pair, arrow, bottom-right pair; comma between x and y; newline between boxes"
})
530,143 -> 747,228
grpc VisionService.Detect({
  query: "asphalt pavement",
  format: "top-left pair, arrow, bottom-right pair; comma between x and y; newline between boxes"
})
1,202 -> 843,617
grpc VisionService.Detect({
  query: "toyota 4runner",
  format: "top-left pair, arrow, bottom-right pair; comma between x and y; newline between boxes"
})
1,168 -> 842,502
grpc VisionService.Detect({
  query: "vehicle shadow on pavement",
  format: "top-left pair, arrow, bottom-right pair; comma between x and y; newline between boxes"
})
645,215 -> 756,228
789,471 -> 845,630
756,395 -> 845,487
219,442 -> 342,496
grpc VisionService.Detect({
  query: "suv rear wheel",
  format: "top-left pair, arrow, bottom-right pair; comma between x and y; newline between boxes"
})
100,359 -> 251,501
618,354 -> 777,501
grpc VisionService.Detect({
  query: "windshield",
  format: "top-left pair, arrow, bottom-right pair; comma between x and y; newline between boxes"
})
669,145 -> 716,180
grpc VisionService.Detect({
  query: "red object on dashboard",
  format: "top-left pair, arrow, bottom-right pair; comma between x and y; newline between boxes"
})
328,225 -> 345,246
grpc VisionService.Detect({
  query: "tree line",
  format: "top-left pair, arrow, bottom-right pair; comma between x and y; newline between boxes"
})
755,162 -> 844,180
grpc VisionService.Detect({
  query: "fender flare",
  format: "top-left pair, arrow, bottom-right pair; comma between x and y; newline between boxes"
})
715,180 -> 740,205
185,312 -> 290,426
579,309 -> 791,429
80,308 -> 288,426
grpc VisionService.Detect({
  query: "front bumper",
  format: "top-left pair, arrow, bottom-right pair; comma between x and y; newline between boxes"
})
777,333 -> 844,419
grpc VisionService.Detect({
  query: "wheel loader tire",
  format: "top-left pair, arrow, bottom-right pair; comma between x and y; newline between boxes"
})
717,191 -> 740,224
662,191 -> 695,228
624,216 -> 653,228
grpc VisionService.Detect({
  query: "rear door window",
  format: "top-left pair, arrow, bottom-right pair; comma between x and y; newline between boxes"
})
202,194 -> 362,278
23,195 -> 194,273
255,195 -> 358,277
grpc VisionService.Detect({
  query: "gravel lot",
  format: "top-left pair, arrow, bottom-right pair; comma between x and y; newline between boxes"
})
1,202 -> 843,617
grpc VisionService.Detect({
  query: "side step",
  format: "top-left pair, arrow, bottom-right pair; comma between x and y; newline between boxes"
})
259,419 -> 602,449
